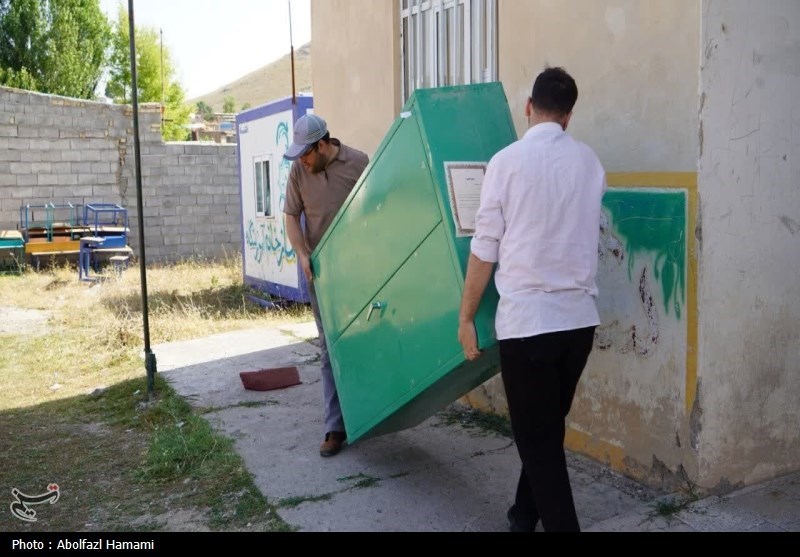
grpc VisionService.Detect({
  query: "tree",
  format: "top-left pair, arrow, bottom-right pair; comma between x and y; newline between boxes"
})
222,95 -> 235,113
196,100 -> 215,121
0,0 -> 111,98
241,102 -> 251,111
106,6 -> 190,141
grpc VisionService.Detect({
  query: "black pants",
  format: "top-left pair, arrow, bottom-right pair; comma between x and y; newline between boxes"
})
499,326 -> 596,532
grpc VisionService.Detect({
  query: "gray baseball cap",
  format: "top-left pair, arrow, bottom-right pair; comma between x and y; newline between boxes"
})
283,114 -> 328,161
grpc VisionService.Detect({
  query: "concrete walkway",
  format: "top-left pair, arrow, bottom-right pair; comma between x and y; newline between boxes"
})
156,324 -> 800,532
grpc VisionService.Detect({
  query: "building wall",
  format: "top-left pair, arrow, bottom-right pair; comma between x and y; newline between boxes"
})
498,0 -> 700,173
697,0 -> 800,488
307,0 -> 800,490
310,0 -> 400,155
0,87 -> 240,261
309,0 -> 704,488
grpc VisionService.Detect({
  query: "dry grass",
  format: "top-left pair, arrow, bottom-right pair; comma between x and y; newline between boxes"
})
0,254 -> 311,412
0,254 -> 309,531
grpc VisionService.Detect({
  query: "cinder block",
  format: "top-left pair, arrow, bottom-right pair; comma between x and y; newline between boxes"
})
100,150 -> 120,162
71,185 -> 94,197
57,174 -> 78,186
0,149 -> 21,162
34,115 -> 54,126
38,175 -> 58,186
0,124 -> 17,137
9,162 -> 31,174
10,186 -> 34,198
28,139 -> 53,151
16,174 -> 37,186
61,151 -> 81,162
8,138 -> 29,150
17,127 -> 38,138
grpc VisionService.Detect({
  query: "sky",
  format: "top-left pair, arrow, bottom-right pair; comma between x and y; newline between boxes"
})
99,0 -> 311,99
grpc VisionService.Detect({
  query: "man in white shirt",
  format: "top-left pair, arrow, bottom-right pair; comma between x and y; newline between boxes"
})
458,67 -> 606,532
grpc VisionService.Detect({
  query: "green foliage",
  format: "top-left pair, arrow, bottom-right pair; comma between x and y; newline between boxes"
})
106,6 -> 191,141
0,66 -> 37,90
196,100 -> 216,121
0,0 -> 111,98
222,95 -> 235,113
241,102 -> 251,111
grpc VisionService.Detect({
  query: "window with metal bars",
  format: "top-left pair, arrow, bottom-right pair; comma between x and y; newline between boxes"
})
400,0 -> 497,102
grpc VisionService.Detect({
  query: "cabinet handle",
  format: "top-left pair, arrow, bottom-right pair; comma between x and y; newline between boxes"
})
367,301 -> 383,321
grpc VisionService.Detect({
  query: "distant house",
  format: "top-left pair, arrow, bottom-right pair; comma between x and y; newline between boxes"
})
189,112 -> 237,143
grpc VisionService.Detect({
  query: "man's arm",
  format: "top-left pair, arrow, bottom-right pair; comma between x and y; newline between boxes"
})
458,254 -> 495,361
457,157 -> 504,361
285,214 -> 312,282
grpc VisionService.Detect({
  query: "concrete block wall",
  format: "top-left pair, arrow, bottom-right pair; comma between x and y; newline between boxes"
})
0,86 -> 241,262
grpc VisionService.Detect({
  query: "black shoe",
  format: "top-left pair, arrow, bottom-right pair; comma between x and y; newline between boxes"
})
507,506 -> 537,532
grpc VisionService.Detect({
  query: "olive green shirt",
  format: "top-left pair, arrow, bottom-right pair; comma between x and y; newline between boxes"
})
283,139 -> 369,251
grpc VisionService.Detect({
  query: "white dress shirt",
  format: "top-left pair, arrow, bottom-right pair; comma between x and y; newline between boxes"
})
470,122 -> 607,340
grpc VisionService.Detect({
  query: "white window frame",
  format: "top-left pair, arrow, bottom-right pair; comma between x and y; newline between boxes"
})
253,156 -> 274,218
400,0 -> 497,103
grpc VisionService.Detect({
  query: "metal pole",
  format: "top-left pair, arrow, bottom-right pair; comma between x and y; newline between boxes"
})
288,0 -> 296,104
127,0 -> 157,397
160,28 -> 165,129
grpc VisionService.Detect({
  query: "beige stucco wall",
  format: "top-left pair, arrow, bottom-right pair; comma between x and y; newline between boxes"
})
499,0 -> 700,172
697,0 -> 800,489
310,0 -> 400,156
310,0 -> 800,491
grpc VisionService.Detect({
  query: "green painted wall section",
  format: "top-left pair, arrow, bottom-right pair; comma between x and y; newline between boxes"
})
602,189 -> 687,318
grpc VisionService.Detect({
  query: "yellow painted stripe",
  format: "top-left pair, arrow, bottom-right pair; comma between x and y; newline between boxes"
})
602,172 -> 699,415
565,428 -> 627,472
607,172 -> 697,189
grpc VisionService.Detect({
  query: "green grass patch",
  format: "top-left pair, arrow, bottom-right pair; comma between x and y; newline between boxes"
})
0,257 -> 312,532
437,406 -> 513,438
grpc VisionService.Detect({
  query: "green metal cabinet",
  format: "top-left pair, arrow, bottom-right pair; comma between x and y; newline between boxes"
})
311,83 -> 518,443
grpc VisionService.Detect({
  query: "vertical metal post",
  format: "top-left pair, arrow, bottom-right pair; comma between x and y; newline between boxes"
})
127,0 -> 157,397
288,0 -> 296,104
160,28 -> 165,128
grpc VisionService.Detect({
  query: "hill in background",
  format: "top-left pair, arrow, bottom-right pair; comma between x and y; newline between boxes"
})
189,42 -> 311,112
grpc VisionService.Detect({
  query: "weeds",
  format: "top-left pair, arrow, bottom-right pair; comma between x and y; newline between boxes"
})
437,405 -> 513,438
0,256 -> 311,531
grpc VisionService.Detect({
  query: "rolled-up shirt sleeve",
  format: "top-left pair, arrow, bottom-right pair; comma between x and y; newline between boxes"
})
470,158 -> 504,263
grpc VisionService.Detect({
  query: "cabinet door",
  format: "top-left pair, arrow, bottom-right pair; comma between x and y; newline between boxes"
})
329,223 -> 463,441
312,115 -> 443,345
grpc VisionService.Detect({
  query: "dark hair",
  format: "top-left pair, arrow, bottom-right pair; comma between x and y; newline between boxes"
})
531,66 -> 578,116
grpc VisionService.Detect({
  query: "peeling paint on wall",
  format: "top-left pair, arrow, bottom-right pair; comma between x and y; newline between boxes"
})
595,188 -> 688,359
602,190 -> 687,318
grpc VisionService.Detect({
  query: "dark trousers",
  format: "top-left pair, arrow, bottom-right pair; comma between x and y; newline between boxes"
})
499,326 -> 596,532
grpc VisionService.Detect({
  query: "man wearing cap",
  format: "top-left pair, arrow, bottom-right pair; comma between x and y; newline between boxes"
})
283,113 -> 369,457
